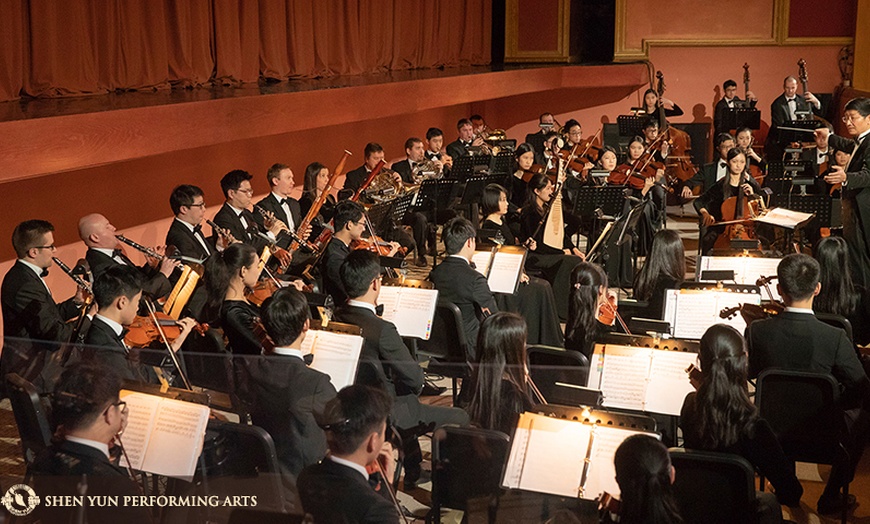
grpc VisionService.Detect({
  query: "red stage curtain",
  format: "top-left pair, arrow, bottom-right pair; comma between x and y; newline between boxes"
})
0,0 -> 491,102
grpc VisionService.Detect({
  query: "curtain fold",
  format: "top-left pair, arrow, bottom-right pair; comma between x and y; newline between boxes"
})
2,0 -> 491,102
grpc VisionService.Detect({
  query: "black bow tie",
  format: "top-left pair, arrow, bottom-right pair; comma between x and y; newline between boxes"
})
193,224 -> 203,235
375,304 -> 385,317
40,268 -> 49,278
303,353 -> 314,365
119,328 -> 129,341
112,248 -> 124,258
469,261 -> 477,270
427,152 -> 441,160
719,162 -> 727,169
280,198 -> 292,207
787,97 -> 796,103
413,161 -> 424,168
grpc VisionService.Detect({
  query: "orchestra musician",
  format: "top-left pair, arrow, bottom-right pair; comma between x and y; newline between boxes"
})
632,229 -> 685,320
465,313 -> 534,436
525,112 -> 556,162
254,163 -> 304,250
31,362 -> 153,524
343,142 -> 385,195
479,185 -> 564,346
446,118 -> 484,160
333,250 -> 469,488
83,265 -> 196,384
298,385 -> 399,524
815,236 -> 870,346
470,114 -> 487,135
735,127 -> 766,174
510,142 -> 536,209
609,435 -> 683,524
564,262 -> 614,361
681,132 -> 737,198
424,127 -> 453,172
820,147 -> 853,198
609,136 -> 665,253
1,220 -> 92,388
766,76 -> 822,159
681,324 -> 804,519
746,254 -> 868,515
714,79 -> 757,135
816,98 -> 870,287
204,243 -> 263,355
641,117 -> 670,163
299,161 -> 338,240
166,184 -> 217,261
519,173 -> 585,321
694,147 -> 764,255
238,287 -> 338,481
79,213 -> 178,304
640,88 -> 683,118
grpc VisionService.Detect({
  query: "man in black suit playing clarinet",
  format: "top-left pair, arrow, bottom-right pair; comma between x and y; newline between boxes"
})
1,220 -> 90,388
166,184 -> 216,262
816,98 -> 870,286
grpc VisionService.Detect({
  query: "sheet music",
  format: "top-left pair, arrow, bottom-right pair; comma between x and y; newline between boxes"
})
665,290 -> 760,340
644,351 -> 698,416
488,251 -> 525,294
503,412 -> 591,498
585,426 -> 659,499
597,345 -> 652,411
698,257 -> 781,300
118,390 -> 210,479
378,286 -> 439,339
755,207 -> 813,229
471,250 -> 494,276
304,330 -> 364,390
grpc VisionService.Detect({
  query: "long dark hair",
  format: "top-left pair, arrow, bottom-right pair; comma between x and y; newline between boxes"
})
721,147 -> 747,197
694,324 -> 757,449
634,229 -> 685,301
467,313 -> 531,432
525,173 -> 551,212
815,236 -> 860,317
642,88 -> 658,111
303,161 -> 327,199
565,263 -> 607,359
204,243 -> 257,311
615,435 -> 683,524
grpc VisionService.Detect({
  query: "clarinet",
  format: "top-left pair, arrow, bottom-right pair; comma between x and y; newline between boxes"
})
116,235 -> 166,261
52,257 -> 92,292
52,257 -> 92,344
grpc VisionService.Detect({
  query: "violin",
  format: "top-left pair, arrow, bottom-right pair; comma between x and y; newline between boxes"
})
252,317 -> 275,353
124,312 -> 207,348
596,291 -> 631,334
598,492 -> 621,520
351,237 -> 407,257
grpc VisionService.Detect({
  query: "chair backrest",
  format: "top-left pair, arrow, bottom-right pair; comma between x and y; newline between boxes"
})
669,448 -> 757,524
417,298 -> 470,362
815,312 -> 853,342
431,425 -> 510,514
5,373 -> 52,464
526,345 -> 592,407
755,369 -> 845,464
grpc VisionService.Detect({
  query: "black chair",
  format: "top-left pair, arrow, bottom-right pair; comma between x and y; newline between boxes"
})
755,369 -> 850,524
417,299 -> 472,405
428,425 -> 511,524
5,373 -> 52,481
526,345 -> 593,407
815,312 -> 853,342
669,448 -> 758,524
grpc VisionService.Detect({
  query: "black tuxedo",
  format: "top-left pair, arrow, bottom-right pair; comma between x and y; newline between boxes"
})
746,310 -> 870,494
82,317 -> 159,384
86,248 -> 172,301
321,238 -> 351,304
446,138 -> 471,160
390,159 -> 417,185
298,458 -> 398,524
238,353 -> 336,477
829,133 -> 870,286
32,440 -> 152,524
1,261 -> 84,386
166,218 -> 213,261
212,202 -> 270,252
770,93 -> 817,130
713,96 -> 757,135
254,193 -> 302,249
428,256 -> 498,357
343,165 -> 370,194
684,161 -> 725,193
332,304 -> 468,431
525,130 -> 547,157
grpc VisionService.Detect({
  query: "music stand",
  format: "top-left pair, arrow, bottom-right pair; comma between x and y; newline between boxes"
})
366,198 -> 397,236
490,151 -> 515,176
572,186 -> 626,217
766,160 -> 814,194
461,174 -> 507,229
722,108 -> 761,131
453,154 -> 491,180
617,115 -> 645,137
770,194 -> 836,228
413,179 -> 459,263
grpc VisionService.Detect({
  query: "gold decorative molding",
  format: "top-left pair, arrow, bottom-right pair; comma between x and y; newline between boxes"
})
614,0 -> 854,62
505,0 -> 573,63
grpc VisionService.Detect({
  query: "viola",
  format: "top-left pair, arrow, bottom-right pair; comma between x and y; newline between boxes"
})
607,158 -> 665,190
245,277 -> 313,307
125,313 -> 207,348
598,492 -> 621,519
252,317 -> 276,353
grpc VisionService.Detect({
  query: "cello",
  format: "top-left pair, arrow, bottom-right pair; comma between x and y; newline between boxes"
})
712,169 -> 763,250
653,71 -> 698,204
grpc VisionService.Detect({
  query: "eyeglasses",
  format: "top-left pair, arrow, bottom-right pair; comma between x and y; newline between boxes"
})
188,202 -> 207,208
105,400 -> 127,415
235,188 -> 254,195
33,245 -> 56,251
842,114 -> 866,123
